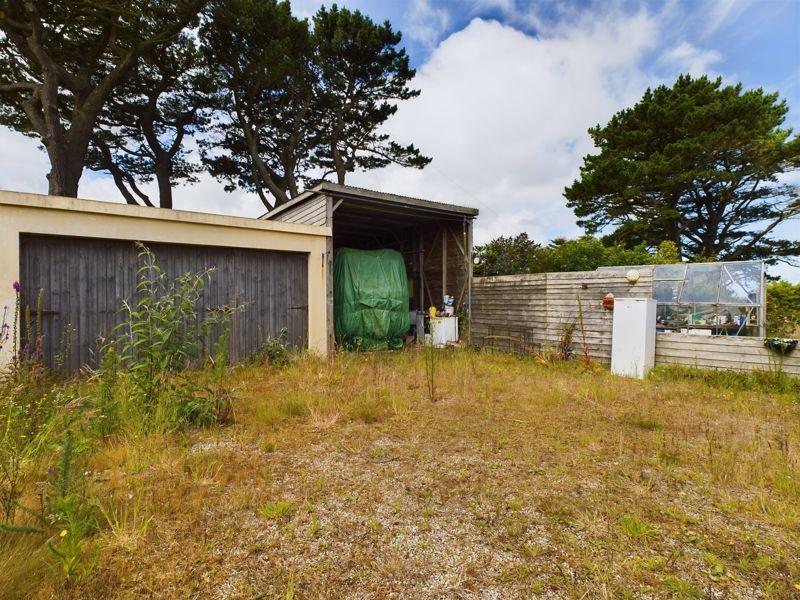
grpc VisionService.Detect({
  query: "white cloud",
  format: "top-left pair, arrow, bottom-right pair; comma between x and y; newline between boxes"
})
405,0 -> 451,50
0,1 -> 796,283
349,13 -> 659,247
660,41 -> 722,77
704,0 -> 753,37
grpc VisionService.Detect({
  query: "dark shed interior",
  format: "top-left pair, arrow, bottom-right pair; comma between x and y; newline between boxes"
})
261,183 -> 478,342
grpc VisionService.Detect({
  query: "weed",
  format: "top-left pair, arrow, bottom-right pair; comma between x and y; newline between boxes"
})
111,244 -> 239,431
351,395 -> 389,424
423,344 -> 437,402
618,513 -> 657,538
258,501 -> 295,520
630,415 -> 662,431
252,328 -> 292,366
661,576 -> 701,598
0,284 -> 63,520
98,494 -> 153,552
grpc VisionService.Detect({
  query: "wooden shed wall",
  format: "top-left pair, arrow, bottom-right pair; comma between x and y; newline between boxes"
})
415,222 -> 471,313
473,269 -> 797,375
472,269 -> 654,362
270,196 -> 329,227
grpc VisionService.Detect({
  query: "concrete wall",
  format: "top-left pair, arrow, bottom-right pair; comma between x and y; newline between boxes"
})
0,190 -> 331,366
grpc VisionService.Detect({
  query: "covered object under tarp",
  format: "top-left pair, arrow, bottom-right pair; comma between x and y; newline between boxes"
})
333,248 -> 409,349
261,183 -> 479,350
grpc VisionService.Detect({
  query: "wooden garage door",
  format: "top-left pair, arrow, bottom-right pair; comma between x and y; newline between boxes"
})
19,235 -> 308,373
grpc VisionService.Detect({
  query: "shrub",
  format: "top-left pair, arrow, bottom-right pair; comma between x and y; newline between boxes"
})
3,429 -> 98,583
766,280 -> 800,338
251,328 -> 292,366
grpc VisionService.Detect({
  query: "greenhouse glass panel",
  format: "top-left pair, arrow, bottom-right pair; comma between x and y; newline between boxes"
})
653,280 -> 681,303
656,304 -> 691,329
719,262 -> 761,304
680,263 -> 722,303
651,260 -> 764,336
653,264 -> 686,280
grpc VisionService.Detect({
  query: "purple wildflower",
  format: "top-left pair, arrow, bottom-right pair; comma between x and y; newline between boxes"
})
12,281 -> 20,292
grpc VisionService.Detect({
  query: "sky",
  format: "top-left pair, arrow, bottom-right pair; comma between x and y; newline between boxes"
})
1,0 -> 799,279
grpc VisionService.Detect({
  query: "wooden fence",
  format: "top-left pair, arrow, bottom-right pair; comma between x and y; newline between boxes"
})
472,268 -> 799,375
472,269 -> 652,362
655,335 -> 800,376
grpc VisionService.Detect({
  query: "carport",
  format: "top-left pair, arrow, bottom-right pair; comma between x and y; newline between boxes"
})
261,183 -> 479,347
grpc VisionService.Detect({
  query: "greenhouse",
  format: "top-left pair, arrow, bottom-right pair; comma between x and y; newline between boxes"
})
652,260 -> 765,337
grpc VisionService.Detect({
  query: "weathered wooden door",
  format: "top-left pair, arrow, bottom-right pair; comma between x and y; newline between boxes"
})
19,235 -> 308,373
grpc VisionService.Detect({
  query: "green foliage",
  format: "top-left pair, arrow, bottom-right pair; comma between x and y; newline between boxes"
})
251,328 -> 292,367
766,280 -> 800,338
86,33 -> 212,208
201,0 -> 317,208
652,241 -> 681,264
565,74 -> 800,263
618,513 -> 657,538
0,286 -> 58,521
650,364 -> 800,395
93,348 -> 121,439
473,233 -> 542,277
258,500 -> 295,520
2,429 -> 99,584
312,4 -> 431,185
0,1 -> 206,196
201,0 -> 429,210
43,430 -> 99,583
111,244 -> 237,431
539,237 -> 652,273
474,234 -> 658,276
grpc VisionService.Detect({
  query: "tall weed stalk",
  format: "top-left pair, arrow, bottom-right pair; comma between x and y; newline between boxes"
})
110,244 -> 238,431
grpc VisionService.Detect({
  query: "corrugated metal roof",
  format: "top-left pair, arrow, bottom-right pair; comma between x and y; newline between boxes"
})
260,182 -> 479,220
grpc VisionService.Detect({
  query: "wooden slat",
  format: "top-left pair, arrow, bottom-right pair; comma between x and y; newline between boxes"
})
19,235 -> 309,373
473,270 -> 795,374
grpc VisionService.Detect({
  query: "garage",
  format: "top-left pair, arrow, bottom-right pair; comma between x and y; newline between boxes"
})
19,235 -> 309,372
0,191 -> 330,373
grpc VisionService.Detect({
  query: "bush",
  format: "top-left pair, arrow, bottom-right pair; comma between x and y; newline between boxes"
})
766,280 -> 800,338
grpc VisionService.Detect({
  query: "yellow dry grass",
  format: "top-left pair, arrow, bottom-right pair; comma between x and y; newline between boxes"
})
4,349 -> 800,599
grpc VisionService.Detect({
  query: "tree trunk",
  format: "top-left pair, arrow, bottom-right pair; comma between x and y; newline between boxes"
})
155,162 -> 173,209
45,145 -> 85,197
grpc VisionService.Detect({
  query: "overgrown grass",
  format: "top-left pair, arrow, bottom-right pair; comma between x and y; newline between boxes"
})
1,346 -> 798,598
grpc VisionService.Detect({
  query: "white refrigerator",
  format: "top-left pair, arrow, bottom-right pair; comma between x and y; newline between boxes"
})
611,298 -> 657,379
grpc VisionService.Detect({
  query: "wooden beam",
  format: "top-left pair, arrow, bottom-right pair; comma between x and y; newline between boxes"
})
449,226 -> 466,257
419,230 -> 425,311
442,226 -> 447,302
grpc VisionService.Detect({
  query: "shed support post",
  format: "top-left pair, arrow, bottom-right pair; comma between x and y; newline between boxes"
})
325,196 -> 334,353
441,226 -> 447,303
466,218 -> 473,328
418,230 -> 425,311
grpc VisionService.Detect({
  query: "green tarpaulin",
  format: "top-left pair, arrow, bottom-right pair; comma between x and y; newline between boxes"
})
334,248 -> 410,350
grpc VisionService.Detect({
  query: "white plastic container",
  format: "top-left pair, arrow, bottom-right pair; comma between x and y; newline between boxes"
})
430,316 -> 459,347
611,298 -> 656,379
